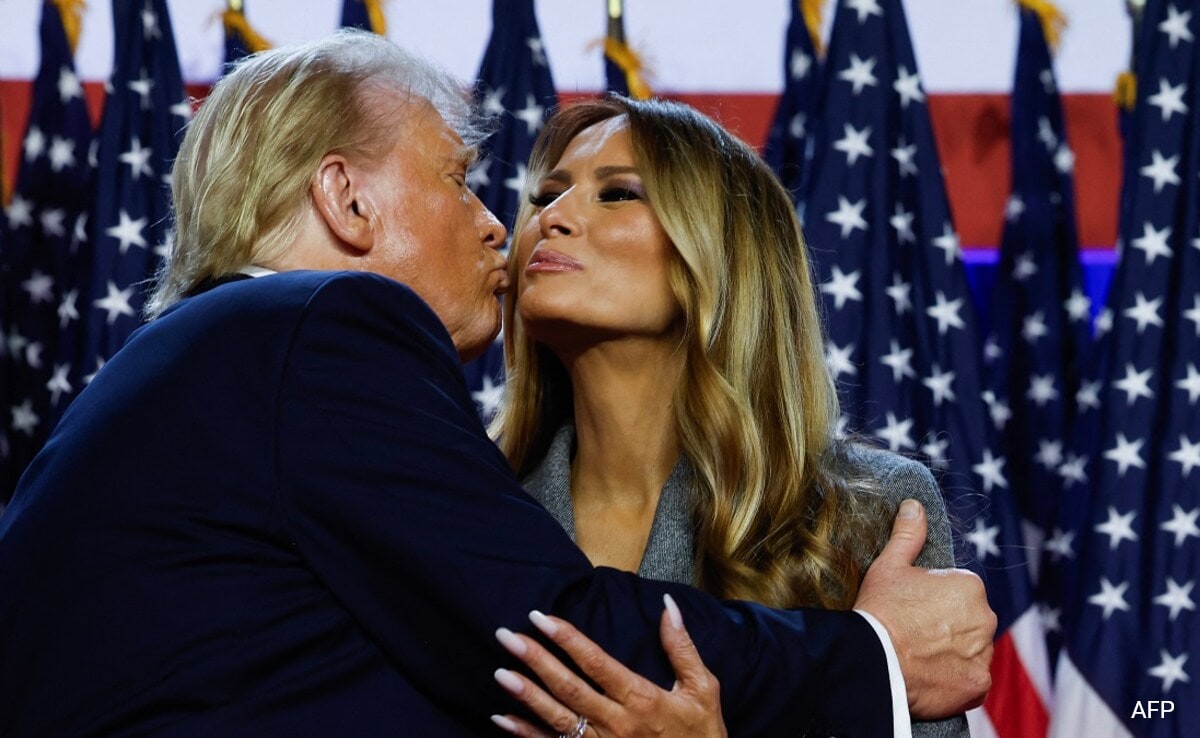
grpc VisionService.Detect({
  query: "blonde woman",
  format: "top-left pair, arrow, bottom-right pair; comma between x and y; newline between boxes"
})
490,98 -> 971,738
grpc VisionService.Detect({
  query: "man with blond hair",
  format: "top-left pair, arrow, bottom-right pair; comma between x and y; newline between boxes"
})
0,31 -> 993,736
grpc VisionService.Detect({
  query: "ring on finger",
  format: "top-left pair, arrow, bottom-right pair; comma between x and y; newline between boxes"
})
558,714 -> 588,738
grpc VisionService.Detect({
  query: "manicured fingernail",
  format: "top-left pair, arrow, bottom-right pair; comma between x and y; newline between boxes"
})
491,714 -> 519,733
494,668 -> 524,696
664,593 -> 684,630
495,627 -> 527,657
899,499 -> 921,519
529,610 -> 559,637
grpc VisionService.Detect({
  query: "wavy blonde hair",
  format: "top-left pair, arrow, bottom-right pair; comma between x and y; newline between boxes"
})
146,29 -> 486,318
495,98 -> 890,610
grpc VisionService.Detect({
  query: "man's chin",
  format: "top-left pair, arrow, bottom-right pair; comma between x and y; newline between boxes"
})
456,323 -> 502,364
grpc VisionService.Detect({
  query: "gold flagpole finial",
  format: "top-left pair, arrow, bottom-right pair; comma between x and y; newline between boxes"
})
223,3 -> 273,54
363,0 -> 388,36
800,0 -> 824,55
50,0 -> 87,54
604,0 -> 652,99
1015,0 -> 1068,53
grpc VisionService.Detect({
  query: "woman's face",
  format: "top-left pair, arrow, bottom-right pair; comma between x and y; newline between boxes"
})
515,116 -> 682,350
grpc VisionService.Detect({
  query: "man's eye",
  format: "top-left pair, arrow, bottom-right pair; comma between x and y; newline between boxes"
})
451,173 -> 468,187
599,187 -> 641,202
529,192 -> 560,208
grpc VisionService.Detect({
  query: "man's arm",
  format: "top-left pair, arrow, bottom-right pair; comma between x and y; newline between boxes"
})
273,272 -> 985,734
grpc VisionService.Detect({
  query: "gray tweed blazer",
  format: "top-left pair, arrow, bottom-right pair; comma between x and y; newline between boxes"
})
523,424 -> 970,738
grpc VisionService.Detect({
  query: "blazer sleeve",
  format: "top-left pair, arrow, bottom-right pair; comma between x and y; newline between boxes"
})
867,449 -> 973,738
273,272 -> 895,737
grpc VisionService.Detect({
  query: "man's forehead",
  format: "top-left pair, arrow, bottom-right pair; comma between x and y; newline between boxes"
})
396,96 -> 475,166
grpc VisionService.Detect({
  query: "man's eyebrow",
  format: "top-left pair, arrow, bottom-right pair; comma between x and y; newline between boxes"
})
453,146 -> 479,169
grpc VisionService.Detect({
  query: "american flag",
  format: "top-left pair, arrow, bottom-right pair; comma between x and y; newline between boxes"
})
62,0 -> 187,413
462,0 -> 558,424
795,1 -> 1045,735
984,5 -> 1091,682
341,0 -> 385,34
1050,1 -> 1200,735
604,1 -> 631,98
762,0 -> 821,198
0,0 -> 93,504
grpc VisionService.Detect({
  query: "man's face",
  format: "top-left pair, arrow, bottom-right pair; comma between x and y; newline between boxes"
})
359,100 -> 508,362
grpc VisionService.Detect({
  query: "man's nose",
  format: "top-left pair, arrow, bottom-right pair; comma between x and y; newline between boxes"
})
479,205 -> 507,250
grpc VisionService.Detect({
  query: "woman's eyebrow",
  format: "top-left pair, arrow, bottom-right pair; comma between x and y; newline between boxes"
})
594,165 -> 639,179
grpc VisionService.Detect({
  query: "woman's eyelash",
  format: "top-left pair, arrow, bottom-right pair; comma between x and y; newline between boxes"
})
600,187 -> 641,202
529,192 -> 559,207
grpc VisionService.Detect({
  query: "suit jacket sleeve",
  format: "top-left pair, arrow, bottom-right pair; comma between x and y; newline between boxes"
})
273,272 -> 894,736
865,448 -> 972,738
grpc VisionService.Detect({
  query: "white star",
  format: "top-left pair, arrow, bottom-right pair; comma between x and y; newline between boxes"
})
1155,579 -> 1196,621
1148,651 -> 1190,693
57,66 -> 83,103
1105,432 -> 1148,477
142,6 -> 160,38
1131,222 -> 1173,265
515,94 -> 544,137
1095,506 -> 1139,549
39,208 -> 65,238
128,70 -> 155,110
885,274 -> 912,314
105,209 -> 148,254
1035,439 -> 1064,470
1037,116 -> 1058,150
21,271 -> 55,304
873,412 -> 915,452
931,223 -> 960,265
93,281 -> 136,325
1005,195 -> 1025,222
922,364 -> 957,407
826,196 -> 868,239
889,203 -> 915,243
1113,363 -> 1154,405
526,36 -> 547,67
1058,453 -> 1088,487
821,266 -> 863,310
838,54 -> 879,95
6,329 -> 28,359
845,0 -> 884,24
6,194 -> 34,230
1183,292 -> 1200,336
1026,374 -> 1059,406
23,126 -> 45,161
1012,251 -> 1038,281
1161,505 -> 1200,546
825,341 -> 857,379
1039,604 -> 1062,634
1065,288 -> 1091,323
1040,69 -> 1057,93
83,357 -> 106,386
982,390 -> 1012,431
880,339 -> 916,383
1168,436 -> 1200,477
833,123 -> 874,166
1054,145 -> 1075,174
1124,292 -> 1165,334
58,289 -> 79,329
972,450 -> 1007,493
926,291 -> 965,335
471,373 -> 505,420
891,139 -> 918,177
1076,379 -> 1102,412
10,400 -> 40,437
921,433 -> 950,468
47,137 -> 76,173
789,112 -> 807,139
481,85 -> 507,116
1022,311 -> 1049,343
1177,363 -> 1200,403
1044,527 -> 1076,561
504,163 -> 527,194
1158,4 -> 1194,48
467,156 -> 492,189
119,136 -> 154,180
1148,78 -> 1189,122
893,66 -> 924,108
1088,578 -> 1130,619
790,49 -> 813,80
24,342 -> 43,370
983,335 -> 1003,364
964,517 -> 1001,560
170,99 -> 193,121
46,363 -> 72,406
1141,150 -> 1181,193
1095,307 -> 1114,335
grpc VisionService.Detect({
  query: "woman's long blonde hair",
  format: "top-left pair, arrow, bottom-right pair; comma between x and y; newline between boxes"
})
494,98 -> 888,609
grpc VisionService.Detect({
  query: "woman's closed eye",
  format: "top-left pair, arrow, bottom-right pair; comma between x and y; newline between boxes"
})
599,186 -> 643,203
529,190 -> 561,208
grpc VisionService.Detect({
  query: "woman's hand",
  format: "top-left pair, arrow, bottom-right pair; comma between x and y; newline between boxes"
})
490,594 -> 727,738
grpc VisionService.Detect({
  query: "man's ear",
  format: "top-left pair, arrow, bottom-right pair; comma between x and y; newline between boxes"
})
311,153 -> 374,254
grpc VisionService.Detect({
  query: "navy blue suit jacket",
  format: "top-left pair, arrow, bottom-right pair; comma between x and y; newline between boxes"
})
0,271 -> 893,736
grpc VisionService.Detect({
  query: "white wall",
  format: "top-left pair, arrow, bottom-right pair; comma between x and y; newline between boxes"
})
0,0 -> 1130,93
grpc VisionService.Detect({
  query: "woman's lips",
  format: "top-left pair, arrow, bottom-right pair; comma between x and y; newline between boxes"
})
526,248 -> 583,273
